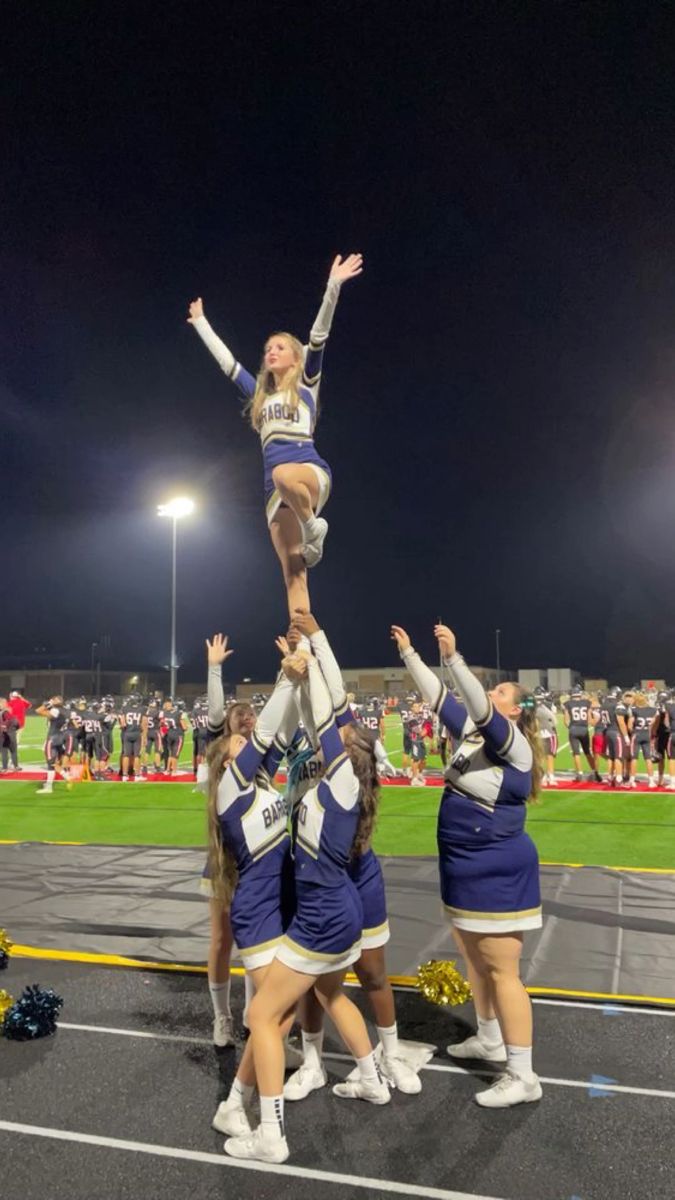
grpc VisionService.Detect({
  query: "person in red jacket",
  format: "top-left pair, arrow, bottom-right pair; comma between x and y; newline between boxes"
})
0,699 -> 20,770
8,691 -> 31,744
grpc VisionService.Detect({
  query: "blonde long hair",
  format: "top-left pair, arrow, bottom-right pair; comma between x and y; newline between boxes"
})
512,685 -> 544,803
206,736 -> 239,905
246,332 -> 305,430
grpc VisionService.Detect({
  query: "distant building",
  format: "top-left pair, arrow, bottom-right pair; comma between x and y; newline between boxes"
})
0,668 -> 169,701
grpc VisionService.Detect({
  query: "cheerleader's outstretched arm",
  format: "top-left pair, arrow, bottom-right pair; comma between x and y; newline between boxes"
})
206,634 -> 234,734
260,692 -> 301,782
306,655 -> 359,809
302,254 -> 363,389
391,625 -> 469,740
188,297 -> 256,397
291,608 -> 352,724
231,671 -> 298,788
435,625 -> 530,768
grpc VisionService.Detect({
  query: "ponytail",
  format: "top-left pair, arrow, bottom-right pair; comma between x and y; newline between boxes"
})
513,688 -> 544,803
347,726 -> 381,856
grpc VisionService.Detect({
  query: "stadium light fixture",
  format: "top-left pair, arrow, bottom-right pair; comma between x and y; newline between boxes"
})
157,497 -> 195,520
156,497 -> 195,696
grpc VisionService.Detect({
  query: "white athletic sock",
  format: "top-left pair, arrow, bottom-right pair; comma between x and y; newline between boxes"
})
356,1051 -> 381,1084
46,769 -> 56,785
259,1094 -> 285,1140
506,1044 -> 535,1082
477,1016 -> 504,1047
228,1076 -> 254,1107
208,979 -> 231,1019
301,1029 -> 324,1070
243,972 -> 255,1027
377,1023 -> 399,1058
301,514 -> 320,540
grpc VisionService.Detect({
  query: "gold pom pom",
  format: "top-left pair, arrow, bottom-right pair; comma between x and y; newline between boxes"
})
416,959 -> 472,1007
0,929 -> 12,956
0,989 -> 14,1021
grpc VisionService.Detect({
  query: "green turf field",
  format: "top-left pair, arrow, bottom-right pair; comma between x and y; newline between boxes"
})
2,713 -> 673,870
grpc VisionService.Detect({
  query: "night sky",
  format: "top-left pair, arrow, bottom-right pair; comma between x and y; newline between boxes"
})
4,2 -> 675,686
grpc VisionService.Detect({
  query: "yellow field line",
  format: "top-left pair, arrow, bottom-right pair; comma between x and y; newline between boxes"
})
0,839 -> 86,846
10,944 -> 675,1006
540,859 -> 675,874
523,985 -> 675,1006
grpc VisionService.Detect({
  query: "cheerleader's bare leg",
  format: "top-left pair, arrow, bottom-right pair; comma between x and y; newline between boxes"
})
269,507 -> 310,617
286,948 -> 420,1100
212,961 -> 296,1137
207,898 -> 234,1047
272,464 -> 327,569
224,961 -> 386,1163
450,929 -> 541,1106
468,932 -> 532,1046
451,926 -> 498,1024
272,464 -> 319,527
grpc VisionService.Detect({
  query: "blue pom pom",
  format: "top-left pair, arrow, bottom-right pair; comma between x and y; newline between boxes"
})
2,984 -> 64,1041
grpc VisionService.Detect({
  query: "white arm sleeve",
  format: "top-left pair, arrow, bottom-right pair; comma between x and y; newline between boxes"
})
400,647 -> 443,707
207,664 -> 225,731
255,675 -> 297,747
310,629 -> 346,710
444,654 -> 489,724
308,278 -> 342,347
296,684 -> 318,749
191,315 -> 237,377
306,658 -> 333,732
276,694 -> 301,748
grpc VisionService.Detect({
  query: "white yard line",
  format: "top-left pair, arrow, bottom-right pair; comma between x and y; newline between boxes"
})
0,1120 -> 505,1200
55,1022 -> 675,1100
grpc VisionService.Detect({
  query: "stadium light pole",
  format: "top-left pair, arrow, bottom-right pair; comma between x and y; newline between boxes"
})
157,497 -> 195,696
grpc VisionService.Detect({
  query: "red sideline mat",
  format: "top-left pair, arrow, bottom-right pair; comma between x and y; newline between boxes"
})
0,769 -> 670,791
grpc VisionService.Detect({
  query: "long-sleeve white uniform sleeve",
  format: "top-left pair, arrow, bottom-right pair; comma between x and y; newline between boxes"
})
400,647 -> 443,708
207,663 -> 225,732
310,629 -> 348,714
302,279 -> 343,387
191,316 -> 237,377
296,684 -> 318,749
443,654 -> 489,723
307,658 -> 359,810
254,675 -> 298,748
444,652 -> 531,769
309,279 -> 342,347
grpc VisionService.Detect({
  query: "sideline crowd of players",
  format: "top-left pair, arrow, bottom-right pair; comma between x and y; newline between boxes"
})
9,682 -> 675,792
28,692 -> 214,791
537,684 -> 675,789
354,685 -> 675,791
